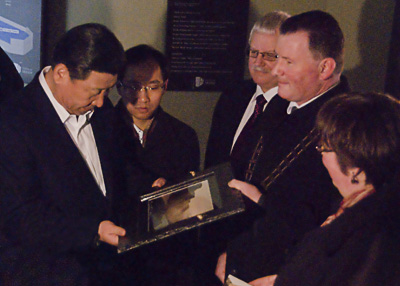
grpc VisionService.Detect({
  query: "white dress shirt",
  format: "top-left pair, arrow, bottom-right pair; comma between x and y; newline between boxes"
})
133,124 -> 144,145
39,66 -> 106,196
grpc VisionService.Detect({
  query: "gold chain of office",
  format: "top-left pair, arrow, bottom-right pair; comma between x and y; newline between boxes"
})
245,127 -> 319,191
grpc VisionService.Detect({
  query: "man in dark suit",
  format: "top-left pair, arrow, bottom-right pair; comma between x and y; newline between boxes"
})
200,11 -> 291,285
205,11 -> 290,178
216,11 -> 350,284
0,46 -> 24,100
115,44 -> 200,286
116,44 -> 200,189
0,23 -> 129,285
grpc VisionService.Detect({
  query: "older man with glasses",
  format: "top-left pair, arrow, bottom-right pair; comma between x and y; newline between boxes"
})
205,10 -> 290,179
199,11 -> 290,285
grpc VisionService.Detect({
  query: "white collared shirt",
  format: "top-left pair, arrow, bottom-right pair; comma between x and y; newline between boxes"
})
231,85 -> 278,151
286,81 -> 340,114
133,124 -> 144,145
39,66 -> 106,196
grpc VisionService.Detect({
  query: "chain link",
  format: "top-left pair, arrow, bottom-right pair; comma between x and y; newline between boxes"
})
245,128 -> 319,191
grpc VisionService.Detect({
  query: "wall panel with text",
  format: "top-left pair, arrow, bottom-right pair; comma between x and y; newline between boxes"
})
166,0 -> 249,91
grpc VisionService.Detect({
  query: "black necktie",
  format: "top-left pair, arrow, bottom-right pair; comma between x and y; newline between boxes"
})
231,95 -> 267,159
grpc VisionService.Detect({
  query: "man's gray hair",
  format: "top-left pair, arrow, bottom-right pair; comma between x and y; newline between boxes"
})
248,10 -> 290,44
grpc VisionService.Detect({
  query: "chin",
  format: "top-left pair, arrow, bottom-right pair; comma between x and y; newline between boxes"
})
135,115 -> 151,121
277,86 -> 295,100
76,109 -> 92,115
254,75 -> 272,84
277,92 -> 291,101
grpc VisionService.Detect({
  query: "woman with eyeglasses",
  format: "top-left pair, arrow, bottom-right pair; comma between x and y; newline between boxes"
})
229,92 -> 400,286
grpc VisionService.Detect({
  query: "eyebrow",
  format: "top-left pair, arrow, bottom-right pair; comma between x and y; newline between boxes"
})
280,55 -> 292,61
148,80 -> 163,84
91,87 -> 109,95
250,47 -> 276,53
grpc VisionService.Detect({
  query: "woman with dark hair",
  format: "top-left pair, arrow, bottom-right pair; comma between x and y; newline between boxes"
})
229,92 -> 400,286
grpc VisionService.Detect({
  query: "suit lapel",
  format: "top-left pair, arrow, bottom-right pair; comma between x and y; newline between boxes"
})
234,81 -> 258,128
257,95 -> 289,145
90,105 -> 116,198
142,108 -> 166,151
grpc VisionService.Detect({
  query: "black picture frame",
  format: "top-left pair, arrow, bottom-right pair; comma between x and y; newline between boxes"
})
118,163 -> 244,253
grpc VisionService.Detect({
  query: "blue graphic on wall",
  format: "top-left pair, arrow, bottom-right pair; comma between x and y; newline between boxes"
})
0,16 -> 33,56
0,0 -> 42,85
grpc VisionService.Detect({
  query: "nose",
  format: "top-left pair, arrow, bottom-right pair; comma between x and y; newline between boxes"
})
254,54 -> 265,66
137,90 -> 150,102
271,58 -> 283,77
92,91 -> 106,108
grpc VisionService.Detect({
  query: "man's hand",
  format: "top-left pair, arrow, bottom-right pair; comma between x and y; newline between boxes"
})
215,252 -> 227,284
228,179 -> 262,203
249,275 -> 277,286
98,220 -> 126,246
152,177 -> 166,188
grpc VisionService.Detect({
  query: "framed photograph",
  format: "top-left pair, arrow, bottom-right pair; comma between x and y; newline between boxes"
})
118,163 -> 244,253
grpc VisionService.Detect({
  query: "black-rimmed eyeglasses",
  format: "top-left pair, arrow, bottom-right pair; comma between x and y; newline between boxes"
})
315,145 -> 333,153
117,81 -> 166,94
247,47 -> 278,62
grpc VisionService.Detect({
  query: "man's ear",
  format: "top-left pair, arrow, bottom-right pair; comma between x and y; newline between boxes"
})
318,58 -> 336,80
53,63 -> 70,84
163,79 -> 169,91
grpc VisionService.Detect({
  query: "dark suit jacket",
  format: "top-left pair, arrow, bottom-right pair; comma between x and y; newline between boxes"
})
200,81 -> 286,282
225,78 -> 350,282
0,75 -> 126,285
0,47 -> 24,101
204,80 -> 256,170
115,102 -> 200,191
114,102 -> 201,286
